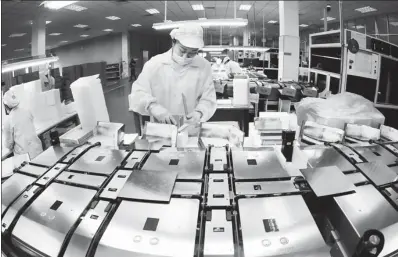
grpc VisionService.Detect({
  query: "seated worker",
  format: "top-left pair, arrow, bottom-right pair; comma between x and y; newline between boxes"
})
3,89 -> 43,159
129,24 -> 217,125
222,49 -> 242,78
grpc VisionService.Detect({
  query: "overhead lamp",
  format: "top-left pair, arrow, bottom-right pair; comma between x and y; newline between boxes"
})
131,24 -> 142,27
355,25 -> 365,29
41,1 -> 78,10
229,46 -> 270,52
153,18 -> 248,30
46,21 -> 52,24
14,49 -> 25,52
321,17 -> 336,21
60,41 -> 69,43
146,9 -> 160,14
239,4 -> 252,11
9,33 -> 26,38
268,20 -> 278,24
2,56 -> 59,73
103,29 -> 113,32
192,4 -> 204,11
2,44 -> 6,47
74,24 -> 88,28
64,4 -> 87,11
355,6 -> 377,13
299,24 -> 309,27
80,34 -> 89,37
106,16 -> 121,20
49,33 -> 62,36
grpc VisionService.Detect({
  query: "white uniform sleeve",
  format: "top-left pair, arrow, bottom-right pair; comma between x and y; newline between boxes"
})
3,118 -> 14,150
195,64 -> 217,122
129,60 -> 157,115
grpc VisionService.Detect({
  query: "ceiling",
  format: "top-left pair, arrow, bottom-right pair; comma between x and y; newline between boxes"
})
2,1 -> 398,60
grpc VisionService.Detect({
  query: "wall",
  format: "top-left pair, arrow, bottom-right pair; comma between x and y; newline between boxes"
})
52,33 -> 123,68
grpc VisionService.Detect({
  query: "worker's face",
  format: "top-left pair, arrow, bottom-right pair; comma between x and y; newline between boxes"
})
173,41 -> 199,58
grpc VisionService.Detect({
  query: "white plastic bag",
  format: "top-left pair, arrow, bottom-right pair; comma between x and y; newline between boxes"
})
295,92 -> 385,129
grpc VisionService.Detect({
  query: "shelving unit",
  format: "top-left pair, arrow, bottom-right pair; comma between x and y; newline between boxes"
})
105,63 -> 120,86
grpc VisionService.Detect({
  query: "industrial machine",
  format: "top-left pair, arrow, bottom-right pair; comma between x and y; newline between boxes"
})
2,141 -> 398,257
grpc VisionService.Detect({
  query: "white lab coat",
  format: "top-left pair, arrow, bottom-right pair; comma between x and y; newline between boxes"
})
129,49 -> 217,122
225,60 -> 242,74
3,106 -> 43,159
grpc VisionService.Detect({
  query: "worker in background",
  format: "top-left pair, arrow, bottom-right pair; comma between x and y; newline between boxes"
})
2,89 -> 43,159
129,57 -> 137,82
129,24 -> 216,125
222,49 -> 242,78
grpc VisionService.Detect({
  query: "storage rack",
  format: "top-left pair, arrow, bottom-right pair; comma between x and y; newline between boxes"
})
105,63 -> 120,86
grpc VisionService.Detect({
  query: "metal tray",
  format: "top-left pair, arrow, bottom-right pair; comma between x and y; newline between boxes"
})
332,185 -> 398,256
118,170 -> 177,202
142,151 -> 205,180
30,145 -> 74,167
18,164 -> 49,177
207,174 -> 230,207
232,150 -> 289,180
390,165 -> 398,175
353,145 -> 398,166
203,210 -> 234,257
356,161 -> 398,186
2,173 -> 35,215
302,147 -> 356,173
235,180 -> 299,196
35,163 -> 67,186
383,187 -> 398,207
11,183 -> 96,257
172,182 -> 202,196
300,166 -> 356,197
210,147 -> 227,172
94,198 -> 200,257
124,151 -> 147,169
63,201 -> 111,257
100,169 -> 132,200
238,196 -> 330,257
345,172 -> 368,185
69,148 -> 128,176
56,171 -> 107,189
62,145 -> 91,163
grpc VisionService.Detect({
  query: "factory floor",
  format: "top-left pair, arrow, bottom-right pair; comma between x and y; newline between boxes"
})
103,78 -> 138,134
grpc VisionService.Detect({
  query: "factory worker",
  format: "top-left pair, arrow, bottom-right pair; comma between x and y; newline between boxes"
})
3,89 -> 43,159
222,50 -> 242,77
129,24 -> 216,125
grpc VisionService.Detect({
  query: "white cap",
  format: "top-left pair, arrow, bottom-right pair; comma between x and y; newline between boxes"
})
223,56 -> 230,64
3,89 -> 20,108
170,23 -> 204,49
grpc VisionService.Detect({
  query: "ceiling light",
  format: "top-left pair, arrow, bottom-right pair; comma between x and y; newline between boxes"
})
355,6 -> 377,13
64,4 -> 87,11
390,22 -> 398,26
2,44 -> 6,47
2,56 -> 59,73
239,4 -> 251,11
268,20 -> 278,24
321,17 -> 336,21
131,24 -> 142,27
202,46 -> 227,52
153,18 -> 248,30
356,25 -> 365,29
229,46 -> 270,52
9,33 -> 26,38
80,34 -> 89,37
106,16 -> 121,20
192,4 -> 204,11
14,49 -> 25,52
74,24 -> 88,28
299,24 -> 309,27
49,33 -> 62,36
198,18 -> 207,20
46,21 -> 52,24
60,41 -> 69,43
146,9 -> 160,14
103,29 -> 113,32
41,1 -> 78,10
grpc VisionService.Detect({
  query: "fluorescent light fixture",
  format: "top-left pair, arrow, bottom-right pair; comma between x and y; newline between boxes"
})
146,8 -> 160,14
268,20 -> 278,24
49,33 -> 62,36
2,56 -> 59,73
74,24 -> 88,28
229,46 -> 270,52
46,21 -> 52,24
390,22 -> 398,26
299,24 -> 309,27
103,29 -> 113,32
9,33 -> 26,38
198,18 -> 207,20
356,25 -> 365,29
2,44 -> 7,47
202,46 -> 227,52
64,4 -> 87,11
192,4 -> 204,11
80,34 -> 89,37
355,6 -> 377,13
14,49 -> 24,52
153,18 -> 248,30
321,17 -> 336,21
60,41 -> 69,43
239,4 -> 251,11
41,1 -> 78,10
131,24 -> 142,27
106,16 -> 121,20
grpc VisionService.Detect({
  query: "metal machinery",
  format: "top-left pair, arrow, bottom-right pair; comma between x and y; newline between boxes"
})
2,140 -> 398,257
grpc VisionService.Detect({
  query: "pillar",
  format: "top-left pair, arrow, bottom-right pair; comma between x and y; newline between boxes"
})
31,14 -> 46,57
278,1 -> 300,81
243,28 -> 250,46
121,31 -> 130,79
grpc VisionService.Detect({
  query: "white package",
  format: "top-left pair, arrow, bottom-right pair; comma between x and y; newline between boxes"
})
70,74 -> 109,131
232,76 -> 249,106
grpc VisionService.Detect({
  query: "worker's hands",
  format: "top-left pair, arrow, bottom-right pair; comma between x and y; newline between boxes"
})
149,104 -> 177,125
185,111 -> 202,125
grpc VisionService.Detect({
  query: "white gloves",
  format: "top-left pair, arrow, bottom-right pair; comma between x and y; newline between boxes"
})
149,103 -> 177,125
185,111 -> 202,125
